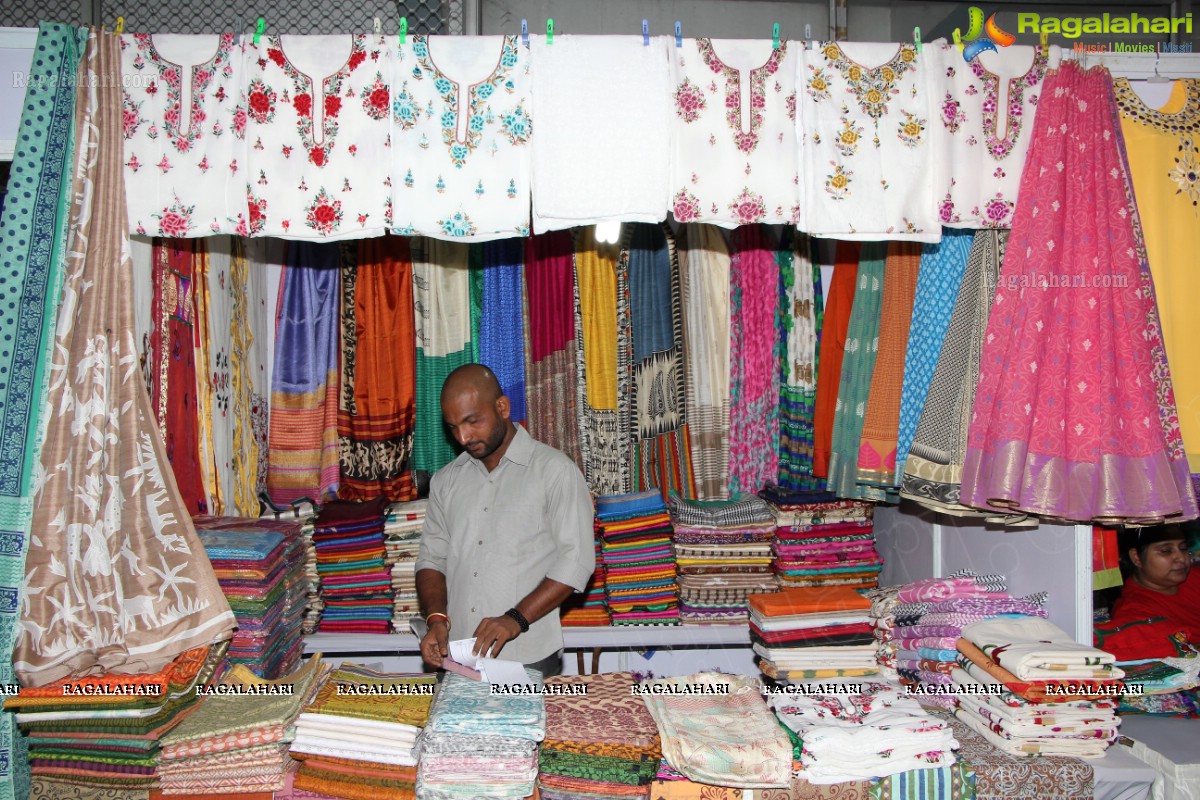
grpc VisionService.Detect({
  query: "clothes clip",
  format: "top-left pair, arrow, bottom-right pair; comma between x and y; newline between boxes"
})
804,23 -> 812,49
234,16 -> 243,39
114,15 -> 125,34
521,18 -> 529,47
547,18 -> 554,46
373,15 -> 382,34
913,26 -> 922,54
952,27 -> 963,53
253,16 -> 265,46
643,19 -> 649,46
400,16 -> 408,45
674,21 -> 682,48
772,22 -> 780,49
1039,30 -> 1049,48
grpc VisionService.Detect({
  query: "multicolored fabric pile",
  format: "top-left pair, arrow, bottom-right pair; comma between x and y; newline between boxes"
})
385,499 -> 426,631
157,657 -> 329,795
759,486 -> 880,590
418,669 -> 545,800
748,586 -> 877,682
312,498 -> 394,633
291,664 -> 436,800
560,537 -> 610,627
667,493 -> 778,624
595,491 -> 679,625
538,672 -> 662,800
260,501 -> 322,634
193,516 -> 308,677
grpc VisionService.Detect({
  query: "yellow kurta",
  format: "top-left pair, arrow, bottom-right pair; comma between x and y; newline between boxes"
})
1115,78 -> 1200,473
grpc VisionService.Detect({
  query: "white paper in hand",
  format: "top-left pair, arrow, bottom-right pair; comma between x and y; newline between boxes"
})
448,638 -> 530,684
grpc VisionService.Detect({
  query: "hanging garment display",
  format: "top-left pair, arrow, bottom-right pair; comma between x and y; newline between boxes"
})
266,242 -> 342,504
933,43 -> 1060,229
391,35 -> 531,240
15,31 -> 234,688
230,238 -> 269,514
669,38 -> 798,227
623,224 -> 695,499
1113,78 -> 1200,486
531,35 -> 672,232
777,233 -> 824,490
337,237 -> 417,502
812,242 -> 860,479
192,237 -> 227,514
120,33 -> 249,236
961,61 -> 1198,523
524,231 -> 582,470
243,34 -> 392,239
796,41 -> 941,242
479,238 -> 528,423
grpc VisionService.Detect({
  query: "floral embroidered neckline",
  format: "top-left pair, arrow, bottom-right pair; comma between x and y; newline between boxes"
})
696,38 -> 786,155
266,35 -> 369,167
1113,78 -> 1200,135
134,33 -> 235,152
969,46 -> 1051,160
821,42 -> 918,120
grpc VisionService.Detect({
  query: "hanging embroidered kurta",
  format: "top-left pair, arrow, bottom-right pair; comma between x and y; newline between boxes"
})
244,34 -> 392,239
961,63 -> 1198,523
777,232 -> 824,490
480,239 -> 528,424
1113,78 -> 1200,481
669,38 -> 798,227
934,43 -> 1060,229
797,42 -> 941,242
337,236 -> 417,502
391,35 -> 531,240
678,224 -> 731,501
120,33 -> 248,236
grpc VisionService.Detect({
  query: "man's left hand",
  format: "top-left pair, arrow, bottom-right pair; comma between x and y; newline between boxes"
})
472,614 -> 522,659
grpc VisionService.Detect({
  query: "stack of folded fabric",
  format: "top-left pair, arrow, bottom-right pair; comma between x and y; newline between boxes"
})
952,617 -> 1124,757
759,486 -> 880,590
538,672 -> 662,800
193,516 -> 308,677
595,490 -> 680,625
312,498 -> 394,633
747,586 -> 877,683
10,645 -> 222,793
560,537 -> 610,626
156,656 -> 329,796
640,673 -> 792,790
385,499 -> 427,632
290,664 -> 437,798
863,584 -> 902,681
260,501 -> 322,635
667,493 -> 779,625
769,680 -> 961,784
418,669 -> 545,800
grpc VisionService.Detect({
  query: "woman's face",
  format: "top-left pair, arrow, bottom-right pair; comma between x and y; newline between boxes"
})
1130,538 -> 1192,593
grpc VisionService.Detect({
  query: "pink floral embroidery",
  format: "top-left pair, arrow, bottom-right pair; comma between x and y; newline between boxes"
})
246,78 -> 276,124
271,35 -> 370,169
939,180 -> 961,224
154,196 -> 194,237
122,92 -> 146,140
246,191 -> 267,235
941,92 -> 965,133
785,91 -> 797,121
970,46 -> 1049,160
133,33 -> 233,155
728,188 -> 766,224
975,192 -> 1014,227
305,188 -> 343,235
672,189 -> 702,222
673,78 -> 706,123
697,38 -> 784,155
232,106 -> 248,138
360,72 -> 390,120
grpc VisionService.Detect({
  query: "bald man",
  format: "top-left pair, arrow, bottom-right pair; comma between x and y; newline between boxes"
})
415,364 -> 594,678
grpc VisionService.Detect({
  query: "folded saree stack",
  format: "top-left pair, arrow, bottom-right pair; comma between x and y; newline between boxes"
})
9,645 -> 222,791
747,586 -> 877,682
560,536 -> 610,626
667,493 -> 778,625
193,516 -> 309,677
291,664 -> 437,799
538,672 -> 662,800
259,501 -> 322,635
758,486 -> 880,590
385,499 -> 427,631
312,498 -> 394,633
156,656 -> 329,795
595,491 -> 679,625
417,669 -> 545,800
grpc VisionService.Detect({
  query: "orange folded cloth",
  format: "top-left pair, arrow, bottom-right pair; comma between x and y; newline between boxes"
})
956,638 -> 1126,704
7,645 -> 212,708
747,586 -> 870,617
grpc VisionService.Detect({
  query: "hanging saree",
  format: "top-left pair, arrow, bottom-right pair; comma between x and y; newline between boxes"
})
266,242 -> 342,505
777,233 -> 824,491
857,242 -> 921,499
825,243 -> 886,499
192,238 -> 227,515
574,228 -> 632,496
411,239 -> 482,475
961,62 -> 1198,523
622,224 -> 695,500
15,31 -> 234,688
678,224 -> 731,500
812,243 -> 860,479
524,232 -> 582,470
480,239 -> 528,424
729,225 -> 780,495
0,22 -> 84,800
229,238 -> 266,515
337,237 -> 417,502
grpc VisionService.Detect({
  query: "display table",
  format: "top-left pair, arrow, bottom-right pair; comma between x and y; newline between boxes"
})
1092,741 -> 1164,800
1119,716 -> 1200,800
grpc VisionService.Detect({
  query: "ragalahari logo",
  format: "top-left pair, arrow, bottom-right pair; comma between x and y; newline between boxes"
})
958,7 -> 1016,62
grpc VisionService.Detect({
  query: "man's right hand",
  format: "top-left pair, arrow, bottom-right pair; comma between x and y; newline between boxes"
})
421,617 -> 450,668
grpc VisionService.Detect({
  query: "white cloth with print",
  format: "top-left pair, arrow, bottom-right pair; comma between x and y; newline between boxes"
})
669,38 -> 799,227
391,35 -> 532,240
963,617 -> 1125,681
120,34 -> 248,236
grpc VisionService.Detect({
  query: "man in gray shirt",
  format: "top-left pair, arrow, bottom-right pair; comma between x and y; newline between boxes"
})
416,363 -> 595,678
